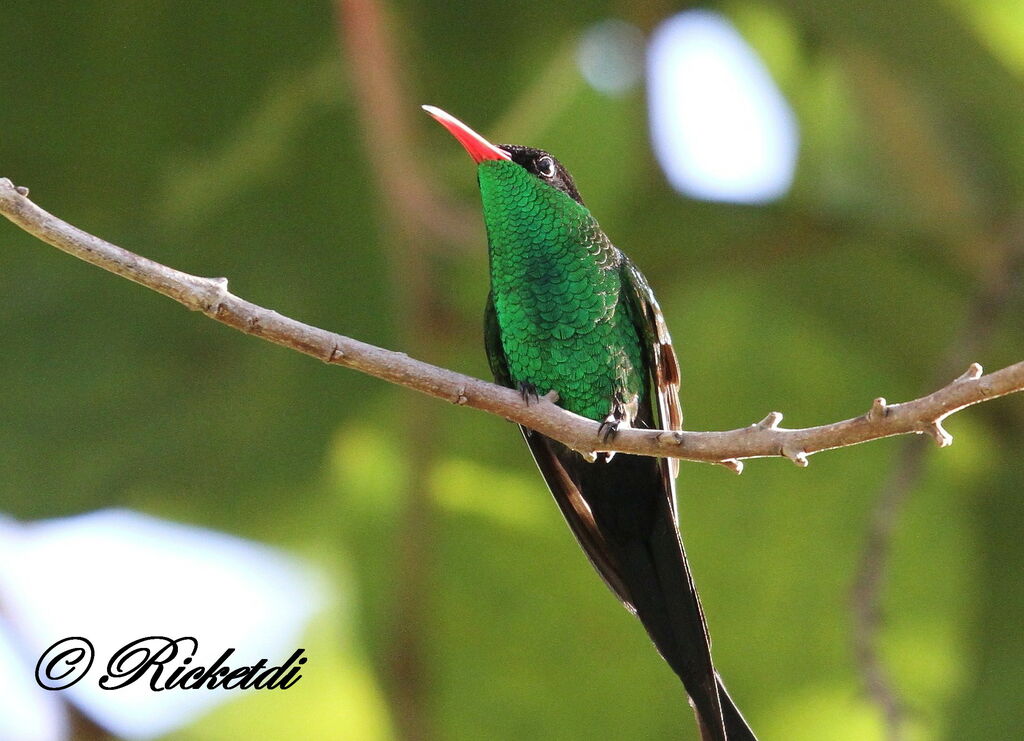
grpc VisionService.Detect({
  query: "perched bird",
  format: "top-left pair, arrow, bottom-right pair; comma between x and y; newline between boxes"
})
424,105 -> 757,741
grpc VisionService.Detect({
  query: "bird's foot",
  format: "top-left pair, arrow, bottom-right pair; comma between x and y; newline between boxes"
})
517,381 -> 544,405
597,415 -> 622,443
595,403 -> 632,463
598,401 -> 632,442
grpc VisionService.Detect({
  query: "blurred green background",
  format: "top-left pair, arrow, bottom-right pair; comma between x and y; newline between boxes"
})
2,1 -> 1024,739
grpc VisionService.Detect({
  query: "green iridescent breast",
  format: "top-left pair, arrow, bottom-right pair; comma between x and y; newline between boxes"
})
477,160 -> 645,421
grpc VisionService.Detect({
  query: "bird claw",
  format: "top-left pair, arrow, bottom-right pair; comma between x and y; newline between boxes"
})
598,417 -> 620,443
599,398 -> 632,443
517,381 -> 541,405
595,402 -> 632,463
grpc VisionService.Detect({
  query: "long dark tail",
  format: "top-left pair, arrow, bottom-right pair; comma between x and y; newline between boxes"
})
523,431 -> 758,740
717,677 -> 758,741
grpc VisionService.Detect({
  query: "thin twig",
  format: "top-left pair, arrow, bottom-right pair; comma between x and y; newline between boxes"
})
850,439 -> 926,741
3,176 -> 1024,467
849,212 -> 1024,739
334,1 -> 449,737
333,0 -> 478,249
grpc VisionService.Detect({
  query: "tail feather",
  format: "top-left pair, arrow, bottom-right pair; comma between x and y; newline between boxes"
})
618,526 -> 724,739
602,479 -> 759,741
522,431 -> 758,739
692,686 -> 758,741
718,676 -> 759,741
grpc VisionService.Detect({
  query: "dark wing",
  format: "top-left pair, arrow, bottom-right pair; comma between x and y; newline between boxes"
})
484,293 -> 636,606
484,291 -> 513,387
619,255 -> 684,495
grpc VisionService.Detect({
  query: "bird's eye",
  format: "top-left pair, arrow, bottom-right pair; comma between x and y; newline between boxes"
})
537,156 -> 555,178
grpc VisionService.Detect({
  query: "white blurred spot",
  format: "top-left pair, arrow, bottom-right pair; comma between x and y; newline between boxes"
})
647,10 -> 798,204
577,20 -> 646,96
0,615 -> 67,741
0,510 -> 327,740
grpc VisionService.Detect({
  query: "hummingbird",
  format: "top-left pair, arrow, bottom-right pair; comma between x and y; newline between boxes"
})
424,105 -> 757,741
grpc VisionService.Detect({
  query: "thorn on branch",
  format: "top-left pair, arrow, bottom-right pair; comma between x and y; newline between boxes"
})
658,430 -> 685,445
923,421 -> 953,447
957,362 -> 983,382
782,445 -> 809,467
867,397 -> 888,422
542,389 -> 560,404
454,386 -> 468,405
15,185 -> 29,197
756,411 -> 783,430
580,450 -> 598,463
718,458 -> 744,475
324,344 -> 345,364
200,276 -> 231,316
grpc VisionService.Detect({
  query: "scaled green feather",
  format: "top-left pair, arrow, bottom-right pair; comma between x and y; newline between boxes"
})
478,160 -> 645,422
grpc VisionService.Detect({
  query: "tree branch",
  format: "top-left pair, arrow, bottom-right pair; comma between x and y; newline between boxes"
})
849,209 -> 1024,739
334,2 -> 454,737
333,0 -> 479,250
3,175 -> 1024,469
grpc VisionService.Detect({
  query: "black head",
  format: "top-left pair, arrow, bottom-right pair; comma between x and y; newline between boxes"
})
497,144 -> 585,206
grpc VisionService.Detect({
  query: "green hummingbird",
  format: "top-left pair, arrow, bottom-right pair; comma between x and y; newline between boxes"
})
424,105 -> 757,741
